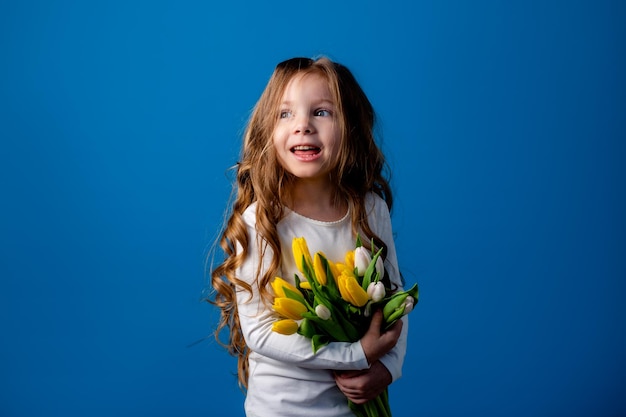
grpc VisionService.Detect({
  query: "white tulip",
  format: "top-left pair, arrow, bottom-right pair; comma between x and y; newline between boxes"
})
367,281 -> 386,302
354,246 -> 371,276
403,296 -> 415,315
315,304 -> 331,320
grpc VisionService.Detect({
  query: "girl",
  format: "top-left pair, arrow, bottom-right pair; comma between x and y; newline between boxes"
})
210,57 -> 408,417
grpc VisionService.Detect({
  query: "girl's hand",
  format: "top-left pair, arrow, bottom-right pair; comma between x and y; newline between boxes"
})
334,361 -> 392,404
359,309 -> 403,365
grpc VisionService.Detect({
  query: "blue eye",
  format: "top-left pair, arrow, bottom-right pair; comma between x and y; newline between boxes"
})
279,110 -> 292,119
314,109 -> 331,117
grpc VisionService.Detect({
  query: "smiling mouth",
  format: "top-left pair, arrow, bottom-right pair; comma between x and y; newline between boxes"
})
291,145 -> 321,155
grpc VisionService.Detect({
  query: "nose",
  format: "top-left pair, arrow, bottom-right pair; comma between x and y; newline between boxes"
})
294,114 -> 313,135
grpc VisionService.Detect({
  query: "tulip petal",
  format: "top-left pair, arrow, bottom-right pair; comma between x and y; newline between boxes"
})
345,276 -> 369,307
292,237 -> 313,274
272,319 -> 299,335
344,250 -> 355,270
315,304 -> 331,320
313,253 -> 327,285
271,277 -> 300,298
273,297 -> 308,320
337,274 -> 369,307
354,247 -> 371,277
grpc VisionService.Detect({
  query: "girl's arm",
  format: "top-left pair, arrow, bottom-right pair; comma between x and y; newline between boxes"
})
368,193 -> 409,382
236,206 -> 370,370
333,195 -> 410,402
236,272 -> 369,371
237,239 -> 401,372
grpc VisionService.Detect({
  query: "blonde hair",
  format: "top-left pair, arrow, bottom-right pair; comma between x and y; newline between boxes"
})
209,56 -> 393,388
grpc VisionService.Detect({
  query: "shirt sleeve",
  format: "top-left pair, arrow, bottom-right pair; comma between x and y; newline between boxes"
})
235,207 -> 370,371
368,194 -> 408,382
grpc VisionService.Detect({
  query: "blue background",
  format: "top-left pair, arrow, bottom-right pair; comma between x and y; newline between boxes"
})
1,1 -> 624,416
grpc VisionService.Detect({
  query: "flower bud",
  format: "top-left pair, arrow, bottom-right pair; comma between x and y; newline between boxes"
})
271,277 -> 301,299
367,281 -> 385,302
403,296 -> 415,315
344,250 -> 355,270
313,252 -> 327,285
383,293 -> 409,322
273,297 -> 307,320
315,304 -> 331,320
338,274 -> 370,307
272,319 -> 299,335
354,247 -> 371,276
292,237 -> 313,274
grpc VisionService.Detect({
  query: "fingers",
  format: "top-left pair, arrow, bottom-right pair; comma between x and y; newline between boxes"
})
334,369 -> 366,379
335,373 -> 368,403
383,317 -> 403,343
369,308 -> 383,330
360,309 -> 403,364
334,361 -> 392,404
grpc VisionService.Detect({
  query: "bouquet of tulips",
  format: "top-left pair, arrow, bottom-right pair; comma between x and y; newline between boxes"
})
271,235 -> 418,417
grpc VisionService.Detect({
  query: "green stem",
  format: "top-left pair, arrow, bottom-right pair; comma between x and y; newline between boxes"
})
348,394 -> 391,417
374,394 -> 391,417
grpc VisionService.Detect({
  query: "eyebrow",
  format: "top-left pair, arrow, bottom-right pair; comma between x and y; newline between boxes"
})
279,99 -> 336,107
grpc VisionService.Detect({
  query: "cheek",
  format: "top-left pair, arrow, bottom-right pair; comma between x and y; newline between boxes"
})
329,127 -> 342,155
272,125 -> 287,148
325,132 -> 343,169
271,132 -> 288,165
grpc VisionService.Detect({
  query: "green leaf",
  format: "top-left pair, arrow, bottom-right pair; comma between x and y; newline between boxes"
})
297,318 -> 317,338
321,256 -> 341,299
362,247 -> 383,290
311,334 -> 329,354
384,306 -> 406,329
382,283 -> 419,321
383,293 -> 407,321
301,312 -> 350,341
283,287 -> 306,305
301,255 -> 316,285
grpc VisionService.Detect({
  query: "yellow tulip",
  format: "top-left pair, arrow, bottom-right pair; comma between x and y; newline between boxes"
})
337,274 -> 356,305
338,274 -> 369,307
344,250 -> 355,270
271,277 -> 301,298
292,237 -> 313,274
272,319 -> 299,335
335,262 -> 353,276
300,281 -> 312,290
346,277 -> 370,307
273,297 -> 307,320
313,252 -> 327,285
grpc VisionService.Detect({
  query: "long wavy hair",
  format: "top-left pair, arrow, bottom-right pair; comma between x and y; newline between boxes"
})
209,56 -> 393,389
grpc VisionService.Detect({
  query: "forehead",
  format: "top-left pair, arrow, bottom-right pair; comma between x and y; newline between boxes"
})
280,72 -> 334,103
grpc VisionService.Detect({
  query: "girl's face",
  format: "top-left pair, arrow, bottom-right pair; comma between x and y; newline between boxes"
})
273,73 -> 341,185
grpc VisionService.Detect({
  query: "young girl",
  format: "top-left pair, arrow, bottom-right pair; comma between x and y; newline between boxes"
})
210,56 -> 408,417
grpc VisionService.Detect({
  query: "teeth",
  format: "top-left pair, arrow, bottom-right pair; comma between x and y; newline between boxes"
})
292,145 -> 319,151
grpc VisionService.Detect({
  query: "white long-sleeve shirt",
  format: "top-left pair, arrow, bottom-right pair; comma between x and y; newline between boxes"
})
236,193 -> 408,417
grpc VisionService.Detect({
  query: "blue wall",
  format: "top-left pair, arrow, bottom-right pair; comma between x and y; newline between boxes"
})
1,1 -> 624,416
